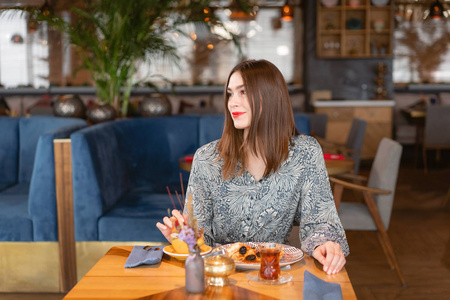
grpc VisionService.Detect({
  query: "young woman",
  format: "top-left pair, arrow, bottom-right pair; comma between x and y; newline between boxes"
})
157,59 -> 349,275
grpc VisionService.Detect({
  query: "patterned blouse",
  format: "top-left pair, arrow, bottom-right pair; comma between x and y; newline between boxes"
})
185,134 -> 349,256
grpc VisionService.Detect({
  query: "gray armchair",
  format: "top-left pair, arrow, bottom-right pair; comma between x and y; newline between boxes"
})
317,118 -> 367,174
305,113 -> 328,139
330,138 -> 406,287
422,105 -> 450,174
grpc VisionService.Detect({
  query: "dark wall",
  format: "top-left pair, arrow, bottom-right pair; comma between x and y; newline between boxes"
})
303,1 -> 393,111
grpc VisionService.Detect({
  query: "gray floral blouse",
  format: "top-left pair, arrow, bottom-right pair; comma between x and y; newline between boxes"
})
185,134 -> 349,256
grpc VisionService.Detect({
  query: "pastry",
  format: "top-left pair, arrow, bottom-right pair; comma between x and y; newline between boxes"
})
225,242 -> 261,263
225,242 -> 284,263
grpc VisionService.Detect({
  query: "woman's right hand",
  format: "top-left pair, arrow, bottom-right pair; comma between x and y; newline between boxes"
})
156,209 -> 186,243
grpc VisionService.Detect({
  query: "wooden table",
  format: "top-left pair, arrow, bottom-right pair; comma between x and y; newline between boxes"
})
401,107 -> 426,166
180,155 -> 354,176
325,158 -> 354,176
64,246 -> 357,299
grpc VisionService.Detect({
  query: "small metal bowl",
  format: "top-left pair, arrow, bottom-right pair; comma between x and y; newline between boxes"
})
204,255 -> 235,286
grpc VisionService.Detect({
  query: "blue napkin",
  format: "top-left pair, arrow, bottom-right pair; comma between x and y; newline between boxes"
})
303,270 -> 343,300
124,246 -> 164,268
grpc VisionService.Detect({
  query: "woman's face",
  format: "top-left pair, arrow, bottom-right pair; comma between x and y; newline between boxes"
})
227,72 -> 252,133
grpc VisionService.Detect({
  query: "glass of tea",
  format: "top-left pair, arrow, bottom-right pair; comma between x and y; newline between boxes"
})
258,243 -> 282,281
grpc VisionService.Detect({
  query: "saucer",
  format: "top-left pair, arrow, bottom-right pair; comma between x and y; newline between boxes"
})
163,245 -> 212,261
247,271 -> 293,286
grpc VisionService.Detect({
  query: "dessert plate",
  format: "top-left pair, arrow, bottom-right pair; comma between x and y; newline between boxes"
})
216,242 -> 304,270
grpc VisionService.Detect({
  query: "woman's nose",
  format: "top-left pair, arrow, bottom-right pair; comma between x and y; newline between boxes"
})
228,95 -> 238,107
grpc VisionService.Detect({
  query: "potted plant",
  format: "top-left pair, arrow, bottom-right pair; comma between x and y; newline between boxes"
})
11,0 -> 249,120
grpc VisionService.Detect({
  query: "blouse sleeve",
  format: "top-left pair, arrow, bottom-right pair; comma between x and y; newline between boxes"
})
183,148 -> 215,246
296,138 -> 350,256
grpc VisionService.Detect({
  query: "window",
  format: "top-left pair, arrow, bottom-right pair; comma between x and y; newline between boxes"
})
0,3 -> 302,89
138,7 -> 298,87
0,11 -> 49,88
393,1 -> 450,84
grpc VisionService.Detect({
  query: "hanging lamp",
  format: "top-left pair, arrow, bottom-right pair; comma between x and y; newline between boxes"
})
428,0 -> 445,19
280,0 -> 294,22
229,0 -> 257,21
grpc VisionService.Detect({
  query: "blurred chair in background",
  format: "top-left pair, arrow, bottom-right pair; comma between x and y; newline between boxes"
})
316,118 -> 367,174
305,113 -> 328,139
422,105 -> 450,174
330,138 -> 405,287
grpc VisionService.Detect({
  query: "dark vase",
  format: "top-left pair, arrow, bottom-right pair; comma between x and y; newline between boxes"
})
185,246 -> 205,293
53,94 -> 86,118
86,104 -> 117,124
140,94 -> 172,117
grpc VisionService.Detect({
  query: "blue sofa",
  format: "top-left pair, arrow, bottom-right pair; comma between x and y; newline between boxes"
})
0,116 -> 88,241
70,114 -> 310,242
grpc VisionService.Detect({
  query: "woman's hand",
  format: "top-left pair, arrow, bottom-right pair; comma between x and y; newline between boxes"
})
156,209 -> 187,243
312,241 -> 346,275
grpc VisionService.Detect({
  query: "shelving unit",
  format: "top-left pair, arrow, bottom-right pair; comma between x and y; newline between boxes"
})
317,0 -> 393,58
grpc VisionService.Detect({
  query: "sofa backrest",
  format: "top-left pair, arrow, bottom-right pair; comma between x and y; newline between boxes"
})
198,113 -> 311,147
72,115 -> 201,217
294,113 -> 310,135
71,120 -> 127,215
0,117 -> 20,187
18,116 -> 88,183
116,116 -> 199,193
29,122 -> 88,241
199,114 -> 225,146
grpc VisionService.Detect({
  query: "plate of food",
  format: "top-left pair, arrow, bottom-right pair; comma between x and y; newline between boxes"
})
217,242 -> 304,270
163,244 -> 212,261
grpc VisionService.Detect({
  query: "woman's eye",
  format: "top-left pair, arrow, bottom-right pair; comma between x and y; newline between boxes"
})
240,90 -> 246,95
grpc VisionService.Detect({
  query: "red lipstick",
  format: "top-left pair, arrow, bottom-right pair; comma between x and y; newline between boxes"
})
232,112 -> 245,118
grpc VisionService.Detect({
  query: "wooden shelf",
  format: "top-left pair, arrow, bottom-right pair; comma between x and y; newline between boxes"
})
317,0 -> 393,58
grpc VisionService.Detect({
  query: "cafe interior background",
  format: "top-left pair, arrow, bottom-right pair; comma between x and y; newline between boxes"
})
0,0 -> 449,299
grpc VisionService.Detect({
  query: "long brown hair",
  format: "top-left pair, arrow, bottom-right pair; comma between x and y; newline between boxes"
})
218,59 -> 299,179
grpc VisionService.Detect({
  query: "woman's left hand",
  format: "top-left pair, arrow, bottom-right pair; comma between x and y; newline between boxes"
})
312,241 -> 346,275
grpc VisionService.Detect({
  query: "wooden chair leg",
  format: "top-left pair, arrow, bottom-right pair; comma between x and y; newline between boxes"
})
376,231 -> 395,269
362,191 -> 407,287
